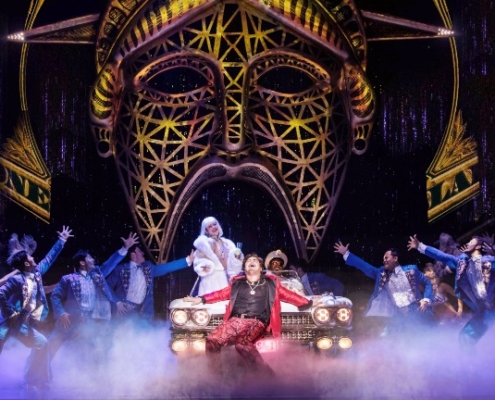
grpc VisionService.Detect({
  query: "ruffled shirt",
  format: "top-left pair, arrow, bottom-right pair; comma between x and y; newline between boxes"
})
23,272 -> 38,314
79,270 -> 96,313
365,267 -> 416,317
126,261 -> 147,305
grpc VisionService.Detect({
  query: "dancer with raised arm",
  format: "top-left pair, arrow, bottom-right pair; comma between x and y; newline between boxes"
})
408,234 -> 495,349
48,232 -> 139,363
107,243 -> 194,321
0,226 -> 73,391
334,240 -> 433,337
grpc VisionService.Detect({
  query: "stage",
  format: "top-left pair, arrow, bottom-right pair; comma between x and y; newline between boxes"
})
0,321 -> 494,400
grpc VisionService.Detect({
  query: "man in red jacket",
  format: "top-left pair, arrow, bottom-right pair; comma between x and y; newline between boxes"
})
184,253 -> 314,375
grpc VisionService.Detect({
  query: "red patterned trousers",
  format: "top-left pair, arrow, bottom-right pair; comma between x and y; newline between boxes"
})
206,317 -> 271,371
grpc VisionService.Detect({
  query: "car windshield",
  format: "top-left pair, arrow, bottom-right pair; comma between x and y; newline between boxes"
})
270,270 -> 309,296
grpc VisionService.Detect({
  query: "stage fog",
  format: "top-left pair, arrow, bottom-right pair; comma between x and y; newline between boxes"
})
1,318 -> 494,399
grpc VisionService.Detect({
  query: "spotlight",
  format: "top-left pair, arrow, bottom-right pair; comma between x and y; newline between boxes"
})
7,32 -> 25,41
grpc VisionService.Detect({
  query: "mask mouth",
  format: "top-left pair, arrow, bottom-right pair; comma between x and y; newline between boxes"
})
161,155 -> 307,261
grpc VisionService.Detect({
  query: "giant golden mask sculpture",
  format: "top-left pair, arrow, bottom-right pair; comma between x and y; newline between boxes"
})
4,0 -> 464,263
89,0 -> 375,262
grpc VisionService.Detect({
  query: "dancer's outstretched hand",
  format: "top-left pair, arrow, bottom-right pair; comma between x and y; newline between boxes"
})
57,226 -> 74,241
122,232 -> 139,250
407,234 -> 420,251
333,240 -> 349,256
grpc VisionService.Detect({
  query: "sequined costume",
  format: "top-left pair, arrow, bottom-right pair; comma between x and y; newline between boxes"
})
343,252 -> 433,332
418,244 -> 495,347
0,238 -> 67,388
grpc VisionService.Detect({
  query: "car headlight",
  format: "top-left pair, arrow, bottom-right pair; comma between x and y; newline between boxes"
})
316,337 -> 333,350
338,337 -> 353,349
192,339 -> 206,352
313,307 -> 331,324
171,309 -> 189,326
335,308 -> 352,323
171,339 -> 188,352
191,309 -> 210,326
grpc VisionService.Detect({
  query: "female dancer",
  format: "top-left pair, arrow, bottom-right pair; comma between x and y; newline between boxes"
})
193,216 -> 243,295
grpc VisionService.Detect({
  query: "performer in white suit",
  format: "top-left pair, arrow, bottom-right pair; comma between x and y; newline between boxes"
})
193,217 -> 243,295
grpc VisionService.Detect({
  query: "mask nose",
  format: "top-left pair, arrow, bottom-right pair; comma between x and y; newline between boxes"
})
212,67 -> 254,155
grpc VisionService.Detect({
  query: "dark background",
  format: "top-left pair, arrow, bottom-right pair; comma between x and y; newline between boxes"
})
0,0 -> 494,319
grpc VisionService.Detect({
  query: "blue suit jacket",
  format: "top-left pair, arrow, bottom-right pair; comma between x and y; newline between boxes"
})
0,239 -> 66,324
51,249 -> 125,318
105,258 -> 189,319
422,245 -> 495,312
345,252 -> 434,313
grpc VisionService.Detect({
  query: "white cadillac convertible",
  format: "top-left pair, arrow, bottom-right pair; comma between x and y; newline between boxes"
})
168,270 -> 353,355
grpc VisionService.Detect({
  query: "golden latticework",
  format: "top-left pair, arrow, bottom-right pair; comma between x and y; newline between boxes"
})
89,0 -> 376,262
3,0 -> 461,260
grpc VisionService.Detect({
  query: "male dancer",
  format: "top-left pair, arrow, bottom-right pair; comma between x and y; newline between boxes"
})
184,253 -> 315,376
0,226 -> 73,390
106,245 -> 194,322
334,240 -> 433,336
49,233 -> 138,363
408,234 -> 495,349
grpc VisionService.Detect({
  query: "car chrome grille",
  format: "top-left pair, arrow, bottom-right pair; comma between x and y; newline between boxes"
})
280,330 -> 317,340
207,316 -> 224,328
281,313 -> 315,326
203,313 -> 316,328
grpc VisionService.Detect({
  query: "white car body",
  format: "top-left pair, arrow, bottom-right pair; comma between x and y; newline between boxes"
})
169,270 -> 353,354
